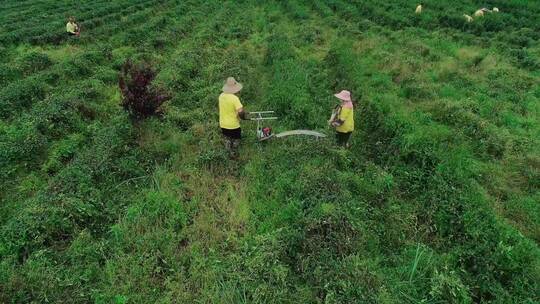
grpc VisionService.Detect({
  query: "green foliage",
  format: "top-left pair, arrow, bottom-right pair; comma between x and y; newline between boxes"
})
0,76 -> 48,118
0,120 -> 47,177
429,268 -> 472,304
42,133 -> 85,174
0,64 -> 21,86
0,0 -> 539,303
16,51 -> 53,75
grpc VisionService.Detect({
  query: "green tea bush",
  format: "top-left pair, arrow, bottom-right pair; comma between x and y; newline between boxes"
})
0,64 -> 21,86
0,32 -> 18,45
428,269 -> 472,303
345,163 -> 395,206
510,48 -> 540,71
520,155 -> 540,193
75,115 -> 146,183
1,1 -> 539,302
264,33 -> 317,128
427,100 -> 512,159
456,202 -> 540,301
42,134 -> 85,174
327,0 -> 356,21
0,198 -> 73,262
0,76 -> 47,118
355,100 -> 405,163
150,36 -> 168,49
58,56 -> 93,79
320,26 -> 538,301
321,255 -> 386,303
77,78 -> 108,100
111,46 -> 137,69
80,50 -> 107,65
399,77 -> 436,101
94,66 -> 118,84
481,15 -> 505,32
116,190 -> 186,244
439,14 -> 471,30
298,212 -> 358,261
29,32 -> 65,45
32,94 -> 85,139
16,51 -> 53,75
401,123 -> 454,167
0,115 -> 146,269
196,143 -> 228,171
231,230 -> 297,302
157,49 -> 200,96
0,120 -> 47,175
92,187 -> 188,301
504,28 -> 539,48
266,59 -> 313,127
264,32 -> 295,66
165,107 -> 195,131
283,1 -> 310,20
122,28 -> 148,46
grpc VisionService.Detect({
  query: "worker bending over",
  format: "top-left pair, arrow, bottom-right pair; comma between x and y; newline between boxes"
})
329,90 -> 355,148
219,77 -> 249,159
66,17 -> 80,37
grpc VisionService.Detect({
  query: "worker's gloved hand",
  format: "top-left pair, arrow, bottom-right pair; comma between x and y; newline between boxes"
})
239,110 -> 249,120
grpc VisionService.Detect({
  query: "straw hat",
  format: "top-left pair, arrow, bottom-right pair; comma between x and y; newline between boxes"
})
334,90 -> 352,102
222,77 -> 243,94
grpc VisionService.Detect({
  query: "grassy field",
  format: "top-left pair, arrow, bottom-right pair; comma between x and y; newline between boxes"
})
1,0 -> 539,303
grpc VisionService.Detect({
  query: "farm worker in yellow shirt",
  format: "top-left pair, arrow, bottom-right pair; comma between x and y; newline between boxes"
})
329,90 -> 354,147
66,17 -> 80,37
219,77 -> 249,159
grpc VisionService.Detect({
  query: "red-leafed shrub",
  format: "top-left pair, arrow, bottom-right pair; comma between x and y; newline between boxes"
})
119,60 -> 170,120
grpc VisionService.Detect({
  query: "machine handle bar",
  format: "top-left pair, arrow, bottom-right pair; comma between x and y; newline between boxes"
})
250,117 -> 278,121
250,111 -> 275,114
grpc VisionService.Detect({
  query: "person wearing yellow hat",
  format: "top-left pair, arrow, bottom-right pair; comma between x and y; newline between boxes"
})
219,77 -> 248,159
329,90 -> 354,147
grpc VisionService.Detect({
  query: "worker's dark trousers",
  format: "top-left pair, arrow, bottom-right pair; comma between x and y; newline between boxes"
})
336,131 -> 352,147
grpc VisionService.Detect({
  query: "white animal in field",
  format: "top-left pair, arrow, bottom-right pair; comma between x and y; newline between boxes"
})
475,8 -> 493,16
464,14 -> 474,22
493,7 -> 499,12
415,4 -> 422,14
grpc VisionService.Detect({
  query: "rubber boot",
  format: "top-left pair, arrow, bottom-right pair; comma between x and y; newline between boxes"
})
224,137 -> 233,157
231,139 -> 240,160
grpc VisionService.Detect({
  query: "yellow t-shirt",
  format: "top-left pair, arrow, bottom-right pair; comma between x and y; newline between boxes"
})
336,106 -> 354,133
219,93 -> 243,129
66,22 -> 77,33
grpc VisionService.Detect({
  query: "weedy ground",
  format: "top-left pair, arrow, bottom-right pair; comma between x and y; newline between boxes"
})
0,0 -> 539,303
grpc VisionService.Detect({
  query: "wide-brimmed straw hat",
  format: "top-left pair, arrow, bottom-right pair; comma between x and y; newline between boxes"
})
222,77 -> 243,94
334,90 -> 352,102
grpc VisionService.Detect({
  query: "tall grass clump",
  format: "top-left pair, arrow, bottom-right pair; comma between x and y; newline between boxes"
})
0,0 -> 539,303
264,31 -> 318,128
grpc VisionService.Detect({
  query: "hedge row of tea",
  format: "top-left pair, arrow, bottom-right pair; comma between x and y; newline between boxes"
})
1,0 -> 538,303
